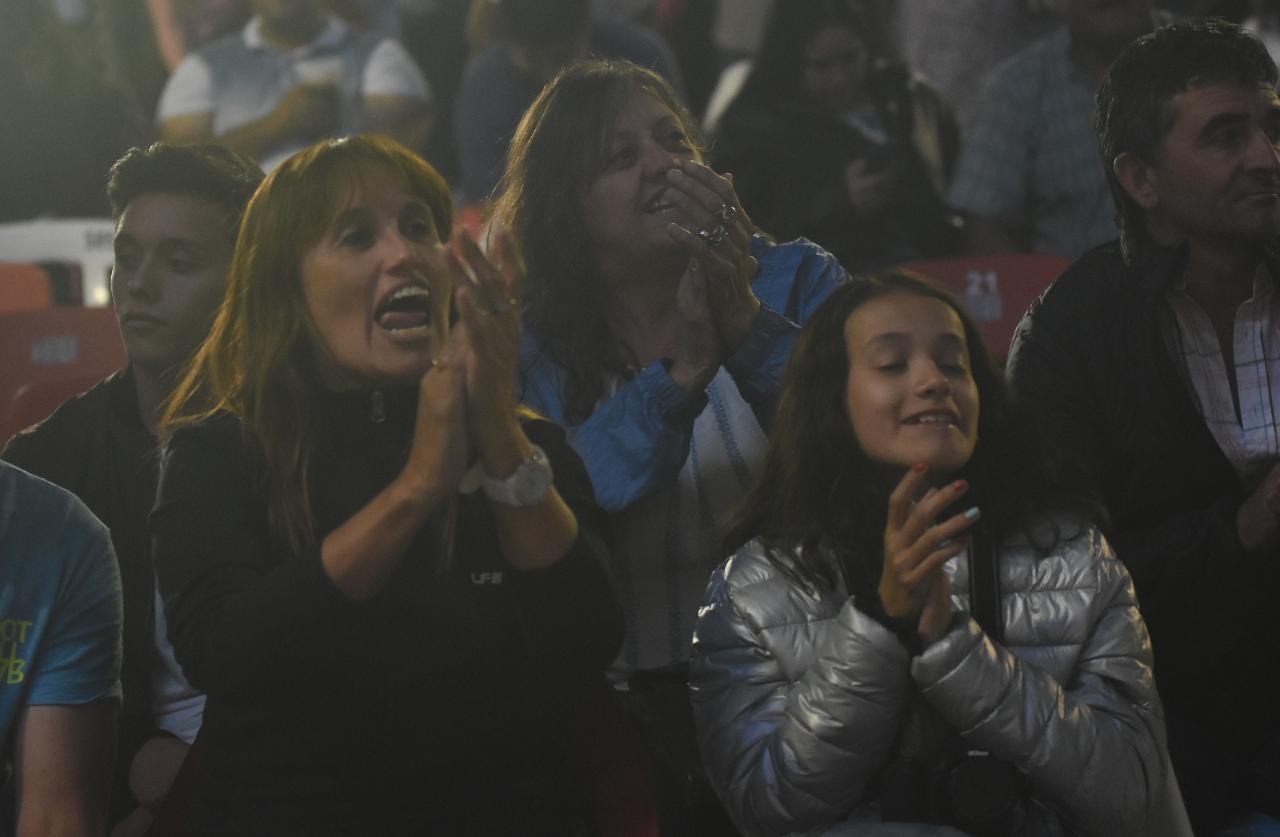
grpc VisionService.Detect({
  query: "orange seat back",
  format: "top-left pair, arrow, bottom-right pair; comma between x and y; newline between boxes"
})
0,262 -> 54,313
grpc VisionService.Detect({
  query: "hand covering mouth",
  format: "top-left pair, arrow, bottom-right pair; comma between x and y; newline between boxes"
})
643,189 -> 676,213
375,285 -> 432,332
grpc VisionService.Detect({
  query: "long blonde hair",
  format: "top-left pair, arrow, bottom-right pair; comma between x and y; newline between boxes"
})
163,135 -> 453,552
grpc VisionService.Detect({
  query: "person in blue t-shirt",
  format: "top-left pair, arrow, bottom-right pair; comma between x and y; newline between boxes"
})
0,460 -> 122,835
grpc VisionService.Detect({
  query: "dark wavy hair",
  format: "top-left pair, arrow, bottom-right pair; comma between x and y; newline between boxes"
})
493,59 -> 705,423
107,142 -> 264,245
1097,18 -> 1277,262
726,271 -> 1096,593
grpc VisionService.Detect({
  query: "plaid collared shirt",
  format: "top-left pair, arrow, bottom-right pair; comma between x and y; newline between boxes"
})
946,27 -> 1117,260
1165,266 -> 1280,481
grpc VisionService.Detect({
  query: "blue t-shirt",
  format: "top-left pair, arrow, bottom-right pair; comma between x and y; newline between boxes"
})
0,461 -> 122,758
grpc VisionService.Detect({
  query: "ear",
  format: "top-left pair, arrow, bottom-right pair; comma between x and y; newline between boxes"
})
1112,152 -> 1161,211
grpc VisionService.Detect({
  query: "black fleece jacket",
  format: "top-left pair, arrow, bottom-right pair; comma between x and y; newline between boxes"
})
152,388 -> 622,835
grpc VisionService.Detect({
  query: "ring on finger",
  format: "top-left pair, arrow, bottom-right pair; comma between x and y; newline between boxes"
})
430,357 -> 446,370
492,296 -> 517,314
716,203 -> 738,226
697,224 -> 727,248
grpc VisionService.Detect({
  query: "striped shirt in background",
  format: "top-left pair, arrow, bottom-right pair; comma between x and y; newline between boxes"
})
610,368 -> 768,673
946,27 -> 1117,260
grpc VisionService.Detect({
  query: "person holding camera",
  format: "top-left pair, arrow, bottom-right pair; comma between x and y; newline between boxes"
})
689,272 -> 1169,836
710,2 -> 960,274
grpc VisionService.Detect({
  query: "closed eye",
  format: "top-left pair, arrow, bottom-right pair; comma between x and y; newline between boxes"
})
605,144 -> 638,170
1212,126 -> 1245,148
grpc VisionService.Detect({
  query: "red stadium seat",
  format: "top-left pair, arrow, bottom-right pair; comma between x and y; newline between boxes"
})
897,254 -> 1070,364
0,262 -> 54,312
0,307 -> 126,445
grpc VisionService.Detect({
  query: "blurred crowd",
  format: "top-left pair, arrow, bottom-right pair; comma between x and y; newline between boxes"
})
5,3 -> 1280,837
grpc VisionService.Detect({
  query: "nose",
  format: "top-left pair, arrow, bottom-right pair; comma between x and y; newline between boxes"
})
381,227 -> 423,275
915,361 -> 951,398
1246,127 -> 1280,173
122,256 -> 160,300
641,139 -> 680,180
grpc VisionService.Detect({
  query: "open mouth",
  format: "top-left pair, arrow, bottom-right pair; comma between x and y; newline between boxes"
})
643,190 -> 676,214
375,285 -> 432,333
903,411 -> 959,426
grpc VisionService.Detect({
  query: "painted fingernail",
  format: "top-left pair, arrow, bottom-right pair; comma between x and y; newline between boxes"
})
913,462 -> 926,473
952,479 -> 968,492
963,506 -> 981,521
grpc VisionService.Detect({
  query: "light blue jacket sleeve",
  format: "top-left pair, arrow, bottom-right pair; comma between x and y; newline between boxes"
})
518,237 -> 847,512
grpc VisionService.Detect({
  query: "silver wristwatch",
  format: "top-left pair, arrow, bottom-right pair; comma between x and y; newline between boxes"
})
482,445 -> 553,506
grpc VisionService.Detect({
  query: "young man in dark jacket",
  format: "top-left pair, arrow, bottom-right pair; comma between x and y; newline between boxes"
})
1007,19 -> 1280,834
2,142 -> 261,834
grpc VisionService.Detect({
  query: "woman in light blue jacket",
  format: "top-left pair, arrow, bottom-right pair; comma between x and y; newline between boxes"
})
690,272 -> 1169,837
496,58 -> 848,834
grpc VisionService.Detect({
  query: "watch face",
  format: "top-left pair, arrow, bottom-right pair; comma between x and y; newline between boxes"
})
514,464 -> 552,504
488,446 -> 553,506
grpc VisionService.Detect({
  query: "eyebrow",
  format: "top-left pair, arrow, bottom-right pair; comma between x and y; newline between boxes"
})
1197,111 -> 1251,141
112,232 -> 207,252
330,206 -> 371,230
863,332 -> 965,349
609,115 -> 681,141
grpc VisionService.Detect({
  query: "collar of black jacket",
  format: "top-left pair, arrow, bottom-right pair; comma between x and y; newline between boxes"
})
1126,235 -> 1280,296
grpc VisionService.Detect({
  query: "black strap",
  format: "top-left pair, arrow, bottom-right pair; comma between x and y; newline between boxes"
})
968,524 -> 1003,643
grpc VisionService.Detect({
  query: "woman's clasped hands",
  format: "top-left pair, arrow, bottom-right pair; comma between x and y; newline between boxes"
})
406,227 -> 527,502
662,160 -> 763,389
880,463 -> 981,645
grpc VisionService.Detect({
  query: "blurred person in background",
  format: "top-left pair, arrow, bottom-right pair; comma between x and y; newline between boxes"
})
0,2 -> 151,221
94,0 -> 251,124
156,0 -> 432,171
712,0 -> 960,274
947,0 -> 1162,258
454,0 -> 683,206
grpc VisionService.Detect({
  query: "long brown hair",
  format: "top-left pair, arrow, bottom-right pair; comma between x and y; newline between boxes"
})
163,135 -> 453,552
493,59 -> 705,423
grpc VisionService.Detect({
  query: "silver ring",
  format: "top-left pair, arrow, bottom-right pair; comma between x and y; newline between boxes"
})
697,224 -> 727,248
716,203 -> 738,226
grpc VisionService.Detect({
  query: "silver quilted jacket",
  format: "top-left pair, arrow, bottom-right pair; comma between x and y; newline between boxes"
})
690,516 -> 1167,837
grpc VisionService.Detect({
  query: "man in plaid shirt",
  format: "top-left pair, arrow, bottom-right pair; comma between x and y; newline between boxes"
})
1008,19 -> 1280,835
947,0 -> 1159,259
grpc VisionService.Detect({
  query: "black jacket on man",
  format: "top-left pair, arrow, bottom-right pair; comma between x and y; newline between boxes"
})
1006,239 -> 1280,829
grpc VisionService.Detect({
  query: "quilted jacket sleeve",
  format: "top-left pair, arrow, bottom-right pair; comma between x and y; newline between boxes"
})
912,530 -> 1166,837
689,544 -> 913,837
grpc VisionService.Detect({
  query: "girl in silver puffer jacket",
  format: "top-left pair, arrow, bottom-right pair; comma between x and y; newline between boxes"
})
690,272 -> 1172,837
